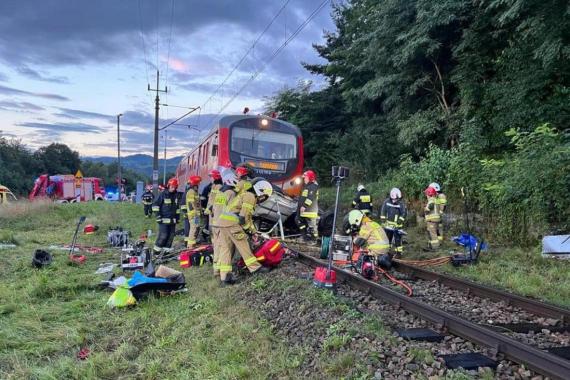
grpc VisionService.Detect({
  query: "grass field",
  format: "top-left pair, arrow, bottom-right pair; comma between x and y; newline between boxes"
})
0,202 -> 302,379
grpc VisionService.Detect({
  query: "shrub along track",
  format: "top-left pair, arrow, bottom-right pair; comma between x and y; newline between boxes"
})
284,243 -> 570,379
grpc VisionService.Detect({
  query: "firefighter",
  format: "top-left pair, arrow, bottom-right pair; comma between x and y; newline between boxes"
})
424,183 -> 446,250
352,184 -> 372,215
141,185 -> 154,217
348,209 -> 391,259
217,176 -> 272,286
380,188 -> 407,255
184,175 -> 202,248
152,178 -> 182,256
205,169 -> 224,276
296,170 -> 319,244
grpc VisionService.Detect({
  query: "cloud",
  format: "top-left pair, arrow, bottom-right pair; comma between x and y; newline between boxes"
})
55,107 -> 113,121
16,121 -> 105,134
0,100 -> 45,112
0,84 -> 69,101
0,72 -> 7,82
16,65 -> 70,84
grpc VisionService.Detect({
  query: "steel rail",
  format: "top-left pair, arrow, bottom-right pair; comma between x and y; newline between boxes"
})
394,263 -> 570,323
296,252 -> 570,380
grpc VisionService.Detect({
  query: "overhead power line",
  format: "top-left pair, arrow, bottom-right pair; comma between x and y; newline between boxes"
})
200,0 -> 292,112
204,0 -> 330,128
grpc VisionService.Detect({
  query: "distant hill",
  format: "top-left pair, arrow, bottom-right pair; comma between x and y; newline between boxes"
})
84,154 -> 183,177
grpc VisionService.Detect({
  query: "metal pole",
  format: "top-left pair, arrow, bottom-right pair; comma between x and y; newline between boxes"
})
153,73 -> 160,196
163,130 -> 167,185
117,113 -> 122,201
327,178 -> 342,274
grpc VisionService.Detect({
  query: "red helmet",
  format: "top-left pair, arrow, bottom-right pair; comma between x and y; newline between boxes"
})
424,186 -> 437,197
303,170 -> 316,182
209,169 -> 222,180
187,175 -> 201,186
167,178 -> 179,188
83,224 -> 98,235
158,184 -> 165,191
235,166 -> 250,178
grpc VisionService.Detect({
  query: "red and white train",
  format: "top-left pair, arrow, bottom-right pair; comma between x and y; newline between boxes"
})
175,114 -> 304,196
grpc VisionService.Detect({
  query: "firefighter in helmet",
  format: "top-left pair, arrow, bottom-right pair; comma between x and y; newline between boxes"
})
204,169 -> 224,276
424,182 -> 446,250
182,175 -> 202,248
142,185 -> 154,217
352,184 -> 372,215
380,188 -> 407,255
217,175 -> 272,286
296,170 -> 319,243
348,209 -> 391,259
152,177 -> 182,255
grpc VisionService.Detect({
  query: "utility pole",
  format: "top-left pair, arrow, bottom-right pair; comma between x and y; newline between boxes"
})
117,113 -> 123,201
163,130 -> 168,185
148,70 -> 167,196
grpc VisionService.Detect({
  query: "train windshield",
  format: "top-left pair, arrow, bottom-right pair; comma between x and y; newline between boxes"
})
231,127 -> 297,160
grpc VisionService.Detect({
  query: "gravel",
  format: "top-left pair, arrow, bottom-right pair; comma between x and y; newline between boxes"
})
232,252 -> 553,379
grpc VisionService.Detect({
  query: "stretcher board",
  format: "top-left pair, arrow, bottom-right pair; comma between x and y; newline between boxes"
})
542,235 -> 570,259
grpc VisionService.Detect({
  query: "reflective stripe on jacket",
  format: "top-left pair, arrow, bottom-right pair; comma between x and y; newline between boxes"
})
184,187 -> 201,218
357,219 -> 390,255
352,189 -> 372,213
380,198 -> 407,227
153,190 -> 181,224
298,182 -> 319,219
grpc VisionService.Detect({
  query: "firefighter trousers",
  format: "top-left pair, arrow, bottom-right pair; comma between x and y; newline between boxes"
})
154,223 -> 176,252
385,229 -> 404,254
143,204 -> 152,217
426,221 -> 442,249
217,225 -> 261,281
211,225 -> 219,276
296,213 -> 318,238
186,215 -> 200,248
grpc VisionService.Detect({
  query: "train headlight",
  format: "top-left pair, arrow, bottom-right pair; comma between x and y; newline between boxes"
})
261,119 -> 269,127
294,177 -> 302,185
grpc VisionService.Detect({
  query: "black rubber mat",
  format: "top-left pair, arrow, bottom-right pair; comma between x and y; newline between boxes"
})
548,346 -> 570,360
396,328 -> 445,342
439,353 -> 497,370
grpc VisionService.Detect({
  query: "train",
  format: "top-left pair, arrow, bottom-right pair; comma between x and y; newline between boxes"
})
175,114 -> 304,196
175,114 -> 305,230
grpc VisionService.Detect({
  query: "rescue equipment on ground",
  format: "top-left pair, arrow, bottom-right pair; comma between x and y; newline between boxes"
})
451,233 -> 486,266
69,216 -> 87,264
32,249 -> 53,268
313,165 -> 349,289
120,240 -> 150,271
83,224 -> 99,234
237,237 -> 285,269
179,244 -> 213,268
107,227 -> 130,247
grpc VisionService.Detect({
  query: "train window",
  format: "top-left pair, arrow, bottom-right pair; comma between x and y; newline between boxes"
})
231,127 -> 297,159
211,143 -> 218,157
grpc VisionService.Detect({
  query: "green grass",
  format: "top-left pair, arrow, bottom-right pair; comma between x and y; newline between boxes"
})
0,201 -> 301,379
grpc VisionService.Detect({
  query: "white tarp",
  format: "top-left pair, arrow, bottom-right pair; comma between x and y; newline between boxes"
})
542,235 -> 570,258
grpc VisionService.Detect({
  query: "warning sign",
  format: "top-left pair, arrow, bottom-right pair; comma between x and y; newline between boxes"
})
75,170 -> 83,188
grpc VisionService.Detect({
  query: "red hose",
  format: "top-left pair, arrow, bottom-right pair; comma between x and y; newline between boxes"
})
377,267 -> 413,297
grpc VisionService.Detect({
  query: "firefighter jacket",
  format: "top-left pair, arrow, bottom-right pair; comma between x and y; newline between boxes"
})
298,182 -> 319,219
352,189 -> 372,213
424,193 -> 447,223
141,191 -> 154,205
152,190 -> 181,224
380,198 -> 407,228
356,217 -> 390,256
182,187 -> 201,218
218,181 -> 257,233
211,186 -> 236,227
205,182 -> 223,216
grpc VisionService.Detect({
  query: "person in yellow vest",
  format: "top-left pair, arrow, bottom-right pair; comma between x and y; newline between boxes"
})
184,175 -> 202,248
205,169 -> 225,276
424,182 -> 446,250
211,170 -> 238,279
216,176 -> 273,286
348,209 -> 390,258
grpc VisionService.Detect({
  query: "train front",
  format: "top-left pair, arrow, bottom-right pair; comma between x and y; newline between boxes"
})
220,115 -> 304,196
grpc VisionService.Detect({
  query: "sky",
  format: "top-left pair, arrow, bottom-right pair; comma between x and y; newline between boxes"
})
0,0 -> 336,157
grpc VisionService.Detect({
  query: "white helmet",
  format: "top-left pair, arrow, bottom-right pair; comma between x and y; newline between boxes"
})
429,182 -> 441,192
252,179 -> 273,198
357,184 -> 365,192
221,168 -> 238,187
390,188 -> 402,199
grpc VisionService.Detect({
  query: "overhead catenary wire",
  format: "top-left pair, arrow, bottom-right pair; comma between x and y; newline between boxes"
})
137,0 -> 154,106
200,0 -> 292,113
164,0 -> 176,122
203,0 -> 330,128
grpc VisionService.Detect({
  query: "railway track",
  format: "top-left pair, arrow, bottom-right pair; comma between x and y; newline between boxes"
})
294,251 -> 570,380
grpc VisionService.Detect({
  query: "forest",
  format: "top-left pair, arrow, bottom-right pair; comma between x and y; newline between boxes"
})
265,0 -> 569,244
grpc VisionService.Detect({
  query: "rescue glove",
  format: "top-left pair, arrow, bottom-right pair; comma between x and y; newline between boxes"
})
238,216 -> 246,226
353,237 -> 367,248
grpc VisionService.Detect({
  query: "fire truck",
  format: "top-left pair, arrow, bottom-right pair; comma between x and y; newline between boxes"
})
29,173 -> 105,203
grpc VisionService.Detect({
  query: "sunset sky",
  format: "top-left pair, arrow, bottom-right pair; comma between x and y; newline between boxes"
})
0,0 -> 334,157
